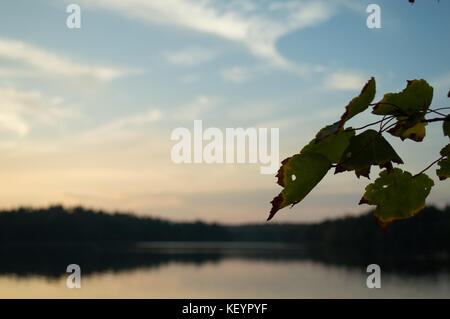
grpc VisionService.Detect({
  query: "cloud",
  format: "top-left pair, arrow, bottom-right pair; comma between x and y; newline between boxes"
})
173,96 -> 217,121
0,37 -> 132,82
165,47 -> 217,66
0,87 -> 77,136
82,95 -> 216,142
324,72 -> 367,90
221,66 -> 251,83
79,0 -> 338,70
103,109 -> 162,129
179,73 -> 199,84
82,109 -> 163,141
0,112 -> 28,136
91,109 -> 162,132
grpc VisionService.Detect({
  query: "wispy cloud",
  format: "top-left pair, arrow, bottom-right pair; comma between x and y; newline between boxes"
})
221,66 -> 251,83
0,37 -> 133,82
102,110 -> 163,130
80,0 -> 338,70
179,73 -> 199,84
82,109 -> 163,142
0,87 -> 77,136
165,47 -> 217,66
173,96 -> 218,121
324,72 -> 368,90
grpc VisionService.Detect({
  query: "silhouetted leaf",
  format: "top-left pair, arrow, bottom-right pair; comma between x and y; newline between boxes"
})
387,115 -> 427,142
335,129 -> 403,178
373,79 -> 433,116
444,115 -> 450,137
314,121 -> 341,143
439,143 -> 450,156
436,144 -> 450,180
268,152 -> 331,220
338,77 -> 376,129
315,78 -> 376,142
301,128 -> 355,163
373,80 -> 433,142
360,168 -> 434,229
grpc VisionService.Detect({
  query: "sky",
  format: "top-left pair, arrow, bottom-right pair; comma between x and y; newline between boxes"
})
0,0 -> 448,224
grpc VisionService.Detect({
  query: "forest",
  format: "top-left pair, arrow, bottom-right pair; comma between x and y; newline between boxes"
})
1,205 -> 449,257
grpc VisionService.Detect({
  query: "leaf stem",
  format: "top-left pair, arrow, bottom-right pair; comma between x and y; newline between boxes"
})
344,116 -> 394,131
380,116 -> 396,132
421,117 -> 450,123
427,109 -> 447,117
414,149 -> 449,177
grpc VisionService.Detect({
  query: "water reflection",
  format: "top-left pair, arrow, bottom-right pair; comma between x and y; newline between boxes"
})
0,242 -> 450,298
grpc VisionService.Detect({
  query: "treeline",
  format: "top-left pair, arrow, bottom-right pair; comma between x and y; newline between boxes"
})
0,206 -> 231,242
229,206 -> 450,262
0,205 -> 450,258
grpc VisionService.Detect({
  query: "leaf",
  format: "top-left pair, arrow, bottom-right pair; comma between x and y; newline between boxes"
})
360,168 -> 434,229
373,80 -> 433,142
444,115 -> 450,138
314,121 -> 341,143
268,152 -> 331,220
436,144 -> 450,181
338,77 -> 376,129
314,77 -> 376,142
437,159 -> 450,181
372,79 -> 433,116
387,115 -> 427,142
439,144 -> 450,157
301,128 -> 355,164
335,129 -> 403,178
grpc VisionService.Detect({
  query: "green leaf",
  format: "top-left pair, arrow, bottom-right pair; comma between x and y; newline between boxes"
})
387,114 -> 427,142
268,152 -> 331,220
437,159 -> 450,181
338,77 -> 376,129
335,129 -> 404,178
444,115 -> 450,138
360,168 -> 434,229
373,80 -> 433,142
436,144 -> 450,181
314,121 -> 341,143
314,77 -> 376,142
372,79 -> 433,116
301,128 -> 355,164
440,144 -> 450,157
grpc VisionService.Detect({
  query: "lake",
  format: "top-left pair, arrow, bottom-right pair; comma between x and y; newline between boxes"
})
0,242 -> 449,298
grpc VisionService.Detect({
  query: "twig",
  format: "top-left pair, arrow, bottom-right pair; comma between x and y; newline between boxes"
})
414,149 -> 449,177
427,109 -> 446,117
432,107 -> 450,111
343,116 -> 394,132
421,117 -> 450,123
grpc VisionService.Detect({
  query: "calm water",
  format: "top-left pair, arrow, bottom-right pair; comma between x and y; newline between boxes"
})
1,242 -> 449,298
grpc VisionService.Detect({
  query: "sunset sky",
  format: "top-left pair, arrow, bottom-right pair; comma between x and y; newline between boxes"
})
0,0 -> 449,224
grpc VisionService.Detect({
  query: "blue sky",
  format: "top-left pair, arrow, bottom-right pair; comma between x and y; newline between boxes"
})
0,0 -> 449,223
